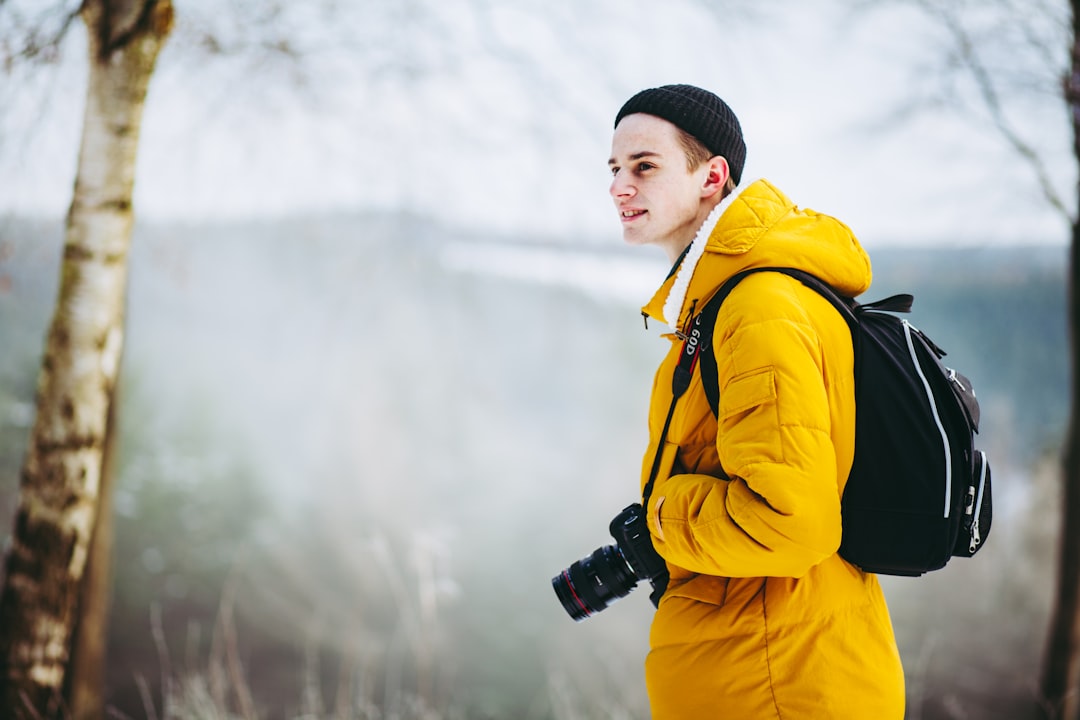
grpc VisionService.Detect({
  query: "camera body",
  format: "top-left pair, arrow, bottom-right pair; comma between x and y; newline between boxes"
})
552,503 -> 669,621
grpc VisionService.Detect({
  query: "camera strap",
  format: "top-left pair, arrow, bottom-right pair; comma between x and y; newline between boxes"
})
641,309 -> 710,506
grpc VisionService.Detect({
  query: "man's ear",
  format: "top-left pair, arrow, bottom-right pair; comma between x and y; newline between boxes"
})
701,156 -> 730,200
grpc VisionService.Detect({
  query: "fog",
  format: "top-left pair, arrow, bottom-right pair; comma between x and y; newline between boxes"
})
0,0 -> 1073,716
0,211 -> 1066,718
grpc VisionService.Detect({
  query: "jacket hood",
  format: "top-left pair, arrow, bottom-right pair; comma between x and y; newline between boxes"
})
643,178 -> 873,332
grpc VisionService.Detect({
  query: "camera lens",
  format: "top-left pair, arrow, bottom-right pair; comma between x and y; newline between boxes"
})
551,545 -> 639,621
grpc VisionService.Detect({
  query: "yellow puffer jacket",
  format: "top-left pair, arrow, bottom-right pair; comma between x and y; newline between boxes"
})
639,179 -> 905,719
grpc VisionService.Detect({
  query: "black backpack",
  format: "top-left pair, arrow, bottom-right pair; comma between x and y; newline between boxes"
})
694,267 -> 992,576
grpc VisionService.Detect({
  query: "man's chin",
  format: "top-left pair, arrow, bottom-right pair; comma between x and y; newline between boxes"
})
621,228 -> 653,247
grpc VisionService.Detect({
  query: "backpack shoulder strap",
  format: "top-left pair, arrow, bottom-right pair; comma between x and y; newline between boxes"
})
698,267 -> 910,417
696,267 -> 777,417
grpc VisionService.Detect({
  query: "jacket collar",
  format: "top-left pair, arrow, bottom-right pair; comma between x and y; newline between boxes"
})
640,177 -> 874,333
642,179 -> 757,331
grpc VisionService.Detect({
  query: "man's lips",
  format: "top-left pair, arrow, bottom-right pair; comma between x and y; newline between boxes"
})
620,208 -> 647,223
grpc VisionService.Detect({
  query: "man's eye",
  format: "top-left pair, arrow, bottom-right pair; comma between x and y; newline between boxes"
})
610,166 -> 620,176
636,162 -> 655,172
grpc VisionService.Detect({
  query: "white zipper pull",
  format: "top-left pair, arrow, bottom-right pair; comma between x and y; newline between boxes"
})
968,450 -> 989,554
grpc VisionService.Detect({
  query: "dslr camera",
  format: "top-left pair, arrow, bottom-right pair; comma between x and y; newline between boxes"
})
552,503 -> 669,621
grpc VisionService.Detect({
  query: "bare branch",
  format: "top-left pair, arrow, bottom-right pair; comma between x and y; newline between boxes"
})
95,0 -> 174,60
0,1 -> 80,71
916,0 -> 1072,221
843,0 -> 1071,223
1011,0 -> 1067,72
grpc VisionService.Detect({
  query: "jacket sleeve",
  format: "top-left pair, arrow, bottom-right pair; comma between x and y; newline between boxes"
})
646,280 -> 843,578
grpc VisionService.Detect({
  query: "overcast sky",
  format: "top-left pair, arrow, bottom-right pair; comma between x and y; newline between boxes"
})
0,0 -> 1072,248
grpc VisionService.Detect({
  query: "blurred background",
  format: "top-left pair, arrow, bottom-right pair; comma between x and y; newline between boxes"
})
0,0 -> 1072,718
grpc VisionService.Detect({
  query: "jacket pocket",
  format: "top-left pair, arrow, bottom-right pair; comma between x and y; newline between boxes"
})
719,367 -> 777,420
663,573 -> 730,608
718,367 -> 782,464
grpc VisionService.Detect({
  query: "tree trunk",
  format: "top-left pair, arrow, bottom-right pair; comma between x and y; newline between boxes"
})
0,2 -> 172,717
1041,4 -> 1080,718
64,389 -> 119,720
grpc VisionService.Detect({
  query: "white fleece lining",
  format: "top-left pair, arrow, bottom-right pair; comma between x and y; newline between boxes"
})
661,178 -> 759,329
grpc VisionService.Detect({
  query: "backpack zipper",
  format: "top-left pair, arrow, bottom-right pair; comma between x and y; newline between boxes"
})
969,451 -> 988,553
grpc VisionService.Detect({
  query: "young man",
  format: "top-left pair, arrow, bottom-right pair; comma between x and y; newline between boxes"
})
609,84 -> 906,718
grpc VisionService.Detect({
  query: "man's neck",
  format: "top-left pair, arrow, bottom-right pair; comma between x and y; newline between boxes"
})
665,192 -> 726,264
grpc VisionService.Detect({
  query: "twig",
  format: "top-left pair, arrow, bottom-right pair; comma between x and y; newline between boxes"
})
212,555 -> 258,720
211,548 -> 260,716
0,1 -> 81,67
333,643 -> 360,720
914,0 -> 1072,222
134,674 -> 159,720
149,602 -> 174,717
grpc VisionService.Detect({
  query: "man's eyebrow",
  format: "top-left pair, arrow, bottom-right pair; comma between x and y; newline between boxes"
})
608,150 -> 662,166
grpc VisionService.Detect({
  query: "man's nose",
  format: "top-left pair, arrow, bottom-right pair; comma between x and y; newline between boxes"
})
610,172 -> 635,198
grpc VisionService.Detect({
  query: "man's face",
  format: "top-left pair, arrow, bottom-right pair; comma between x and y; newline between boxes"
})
609,113 -> 709,260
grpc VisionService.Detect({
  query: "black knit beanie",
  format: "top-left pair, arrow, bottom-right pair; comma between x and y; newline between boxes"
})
615,84 -> 746,185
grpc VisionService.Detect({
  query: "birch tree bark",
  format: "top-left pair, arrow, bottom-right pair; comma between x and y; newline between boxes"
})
63,392 -> 118,720
0,1 -> 173,716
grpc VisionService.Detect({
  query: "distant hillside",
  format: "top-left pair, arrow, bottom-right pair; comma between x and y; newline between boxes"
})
0,214 -> 1068,473
0,212 -> 1069,717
